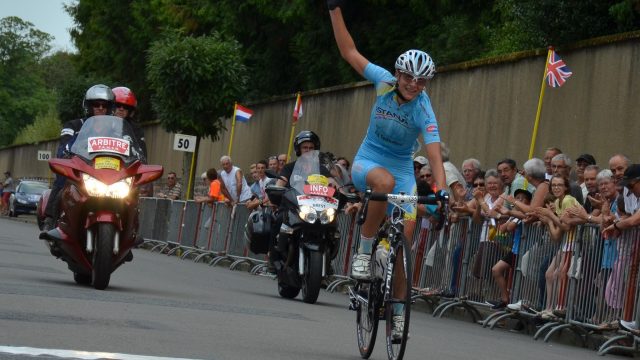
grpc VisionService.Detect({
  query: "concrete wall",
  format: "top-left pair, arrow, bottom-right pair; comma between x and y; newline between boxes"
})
2,35 -> 638,183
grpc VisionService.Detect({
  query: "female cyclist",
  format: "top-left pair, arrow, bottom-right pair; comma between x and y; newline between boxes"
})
328,1 -> 447,283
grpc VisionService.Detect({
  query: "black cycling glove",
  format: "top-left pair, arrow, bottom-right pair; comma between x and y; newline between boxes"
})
327,0 -> 344,11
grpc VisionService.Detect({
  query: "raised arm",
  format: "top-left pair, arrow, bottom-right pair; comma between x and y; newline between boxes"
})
328,6 -> 369,77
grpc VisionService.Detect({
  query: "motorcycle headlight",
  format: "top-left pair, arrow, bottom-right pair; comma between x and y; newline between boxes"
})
298,205 -> 318,224
83,174 -> 133,199
319,207 -> 336,224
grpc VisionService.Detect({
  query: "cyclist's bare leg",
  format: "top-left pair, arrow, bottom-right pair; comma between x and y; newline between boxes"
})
361,168 -> 395,238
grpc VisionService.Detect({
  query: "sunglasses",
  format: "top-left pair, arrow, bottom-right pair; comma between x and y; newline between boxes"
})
92,102 -> 109,109
115,103 -> 133,111
473,182 -> 485,187
398,71 -> 427,87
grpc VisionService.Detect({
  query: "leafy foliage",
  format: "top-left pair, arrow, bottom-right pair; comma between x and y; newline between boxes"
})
146,32 -> 248,140
1,0 -> 639,147
0,16 -> 55,146
12,106 -> 62,145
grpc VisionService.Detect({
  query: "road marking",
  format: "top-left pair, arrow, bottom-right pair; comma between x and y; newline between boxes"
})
0,346 -> 206,360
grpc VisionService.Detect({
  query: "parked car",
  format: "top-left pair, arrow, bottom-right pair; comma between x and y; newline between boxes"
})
9,180 -> 49,217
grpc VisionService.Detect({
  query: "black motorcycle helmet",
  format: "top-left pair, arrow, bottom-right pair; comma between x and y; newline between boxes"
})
294,130 -> 321,156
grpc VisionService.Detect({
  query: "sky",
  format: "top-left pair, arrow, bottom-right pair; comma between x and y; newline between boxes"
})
0,0 -> 77,52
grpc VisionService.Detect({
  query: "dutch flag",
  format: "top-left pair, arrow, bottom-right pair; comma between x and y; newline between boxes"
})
234,104 -> 254,123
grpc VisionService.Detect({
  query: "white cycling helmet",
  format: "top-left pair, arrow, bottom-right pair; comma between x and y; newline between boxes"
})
395,49 -> 435,79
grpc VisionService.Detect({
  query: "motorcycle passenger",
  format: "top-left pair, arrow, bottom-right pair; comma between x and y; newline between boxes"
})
328,1 -> 447,338
112,86 -> 152,197
42,84 -> 116,232
112,86 -> 148,161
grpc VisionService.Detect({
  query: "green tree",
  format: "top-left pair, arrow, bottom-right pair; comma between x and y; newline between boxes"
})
66,0 -> 163,121
147,32 -> 248,197
12,106 -> 62,145
0,16 -> 54,146
147,32 -> 248,139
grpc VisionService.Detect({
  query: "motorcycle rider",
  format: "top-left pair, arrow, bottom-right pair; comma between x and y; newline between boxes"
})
272,131 -> 335,272
43,85 -> 148,233
276,130 -> 332,187
42,84 -> 116,232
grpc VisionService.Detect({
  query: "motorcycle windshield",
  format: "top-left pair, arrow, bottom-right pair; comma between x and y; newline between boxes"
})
70,115 -> 146,165
290,150 -> 322,195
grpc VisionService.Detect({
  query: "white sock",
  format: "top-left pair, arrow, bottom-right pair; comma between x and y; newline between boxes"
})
358,235 -> 374,254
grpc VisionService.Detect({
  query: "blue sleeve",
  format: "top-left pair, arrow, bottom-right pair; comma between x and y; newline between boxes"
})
417,95 -> 440,145
364,63 -> 396,93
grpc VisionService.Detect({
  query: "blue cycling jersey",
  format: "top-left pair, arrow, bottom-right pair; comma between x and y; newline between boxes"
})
358,63 -> 440,160
351,63 -> 442,218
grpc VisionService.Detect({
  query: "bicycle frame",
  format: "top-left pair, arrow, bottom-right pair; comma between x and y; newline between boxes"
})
351,189 -> 448,360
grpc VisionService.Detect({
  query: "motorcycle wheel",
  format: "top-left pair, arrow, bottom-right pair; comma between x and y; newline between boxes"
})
301,251 -> 323,304
278,282 -> 300,299
92,223 -> 115,290
74,272 -> 91,285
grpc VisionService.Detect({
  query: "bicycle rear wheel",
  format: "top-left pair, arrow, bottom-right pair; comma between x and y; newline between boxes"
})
356,278 -> 381,358
385,234 -> 412,360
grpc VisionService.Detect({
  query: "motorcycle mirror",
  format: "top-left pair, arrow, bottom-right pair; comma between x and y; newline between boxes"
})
135,165 -> 164,186
49,159 -> 82,183
264,169 -> 279,179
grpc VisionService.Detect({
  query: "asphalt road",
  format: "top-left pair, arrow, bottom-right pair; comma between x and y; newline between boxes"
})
0,217 -> 624,360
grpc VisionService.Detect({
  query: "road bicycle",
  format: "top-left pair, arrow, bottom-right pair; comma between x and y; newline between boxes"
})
349,189 -> 448,360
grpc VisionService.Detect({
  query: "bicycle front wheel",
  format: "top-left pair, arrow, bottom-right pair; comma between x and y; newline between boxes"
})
356,278 -> 381,358
385,234 -> 412,360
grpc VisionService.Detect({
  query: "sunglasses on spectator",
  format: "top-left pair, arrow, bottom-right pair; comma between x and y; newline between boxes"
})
473,182 -> 485,187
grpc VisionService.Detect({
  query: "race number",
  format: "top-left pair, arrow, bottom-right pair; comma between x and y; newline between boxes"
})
37,150 -> 51,161
173,134 -> 197,153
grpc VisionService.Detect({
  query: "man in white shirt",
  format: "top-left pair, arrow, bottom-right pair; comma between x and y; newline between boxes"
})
219,155 -> 252,204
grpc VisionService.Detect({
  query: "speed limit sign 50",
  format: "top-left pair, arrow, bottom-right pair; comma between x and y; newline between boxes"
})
173,134 -> 197,153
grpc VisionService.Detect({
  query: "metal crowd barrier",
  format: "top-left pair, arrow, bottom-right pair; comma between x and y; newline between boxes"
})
138,197 -> 640,356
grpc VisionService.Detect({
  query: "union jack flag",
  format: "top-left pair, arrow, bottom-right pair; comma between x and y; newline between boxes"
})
546,50 -> 572,88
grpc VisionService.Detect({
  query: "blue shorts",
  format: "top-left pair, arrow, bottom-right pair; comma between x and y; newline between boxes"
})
351,154 -> 418,219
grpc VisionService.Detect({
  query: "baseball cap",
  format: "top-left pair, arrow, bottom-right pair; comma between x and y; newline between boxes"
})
413,156 -> 428,166
622,164 -> 640,187
576,154 -> 596,165
514,189 -> 533,202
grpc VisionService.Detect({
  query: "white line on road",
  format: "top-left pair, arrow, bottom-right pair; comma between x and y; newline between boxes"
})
0,345 -> 206,360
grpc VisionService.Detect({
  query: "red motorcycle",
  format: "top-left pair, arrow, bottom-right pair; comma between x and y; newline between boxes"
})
39,115 -> 163,290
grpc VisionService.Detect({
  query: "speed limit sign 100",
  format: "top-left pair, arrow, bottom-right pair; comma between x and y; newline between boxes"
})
37,150 -> 52,161
173,134 -> 197,153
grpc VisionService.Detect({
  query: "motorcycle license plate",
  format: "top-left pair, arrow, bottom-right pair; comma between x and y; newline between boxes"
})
297,195 -> 339,210
94,157 -> 120,171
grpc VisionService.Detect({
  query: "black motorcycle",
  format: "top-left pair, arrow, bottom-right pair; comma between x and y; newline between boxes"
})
265,150 -> 355,304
